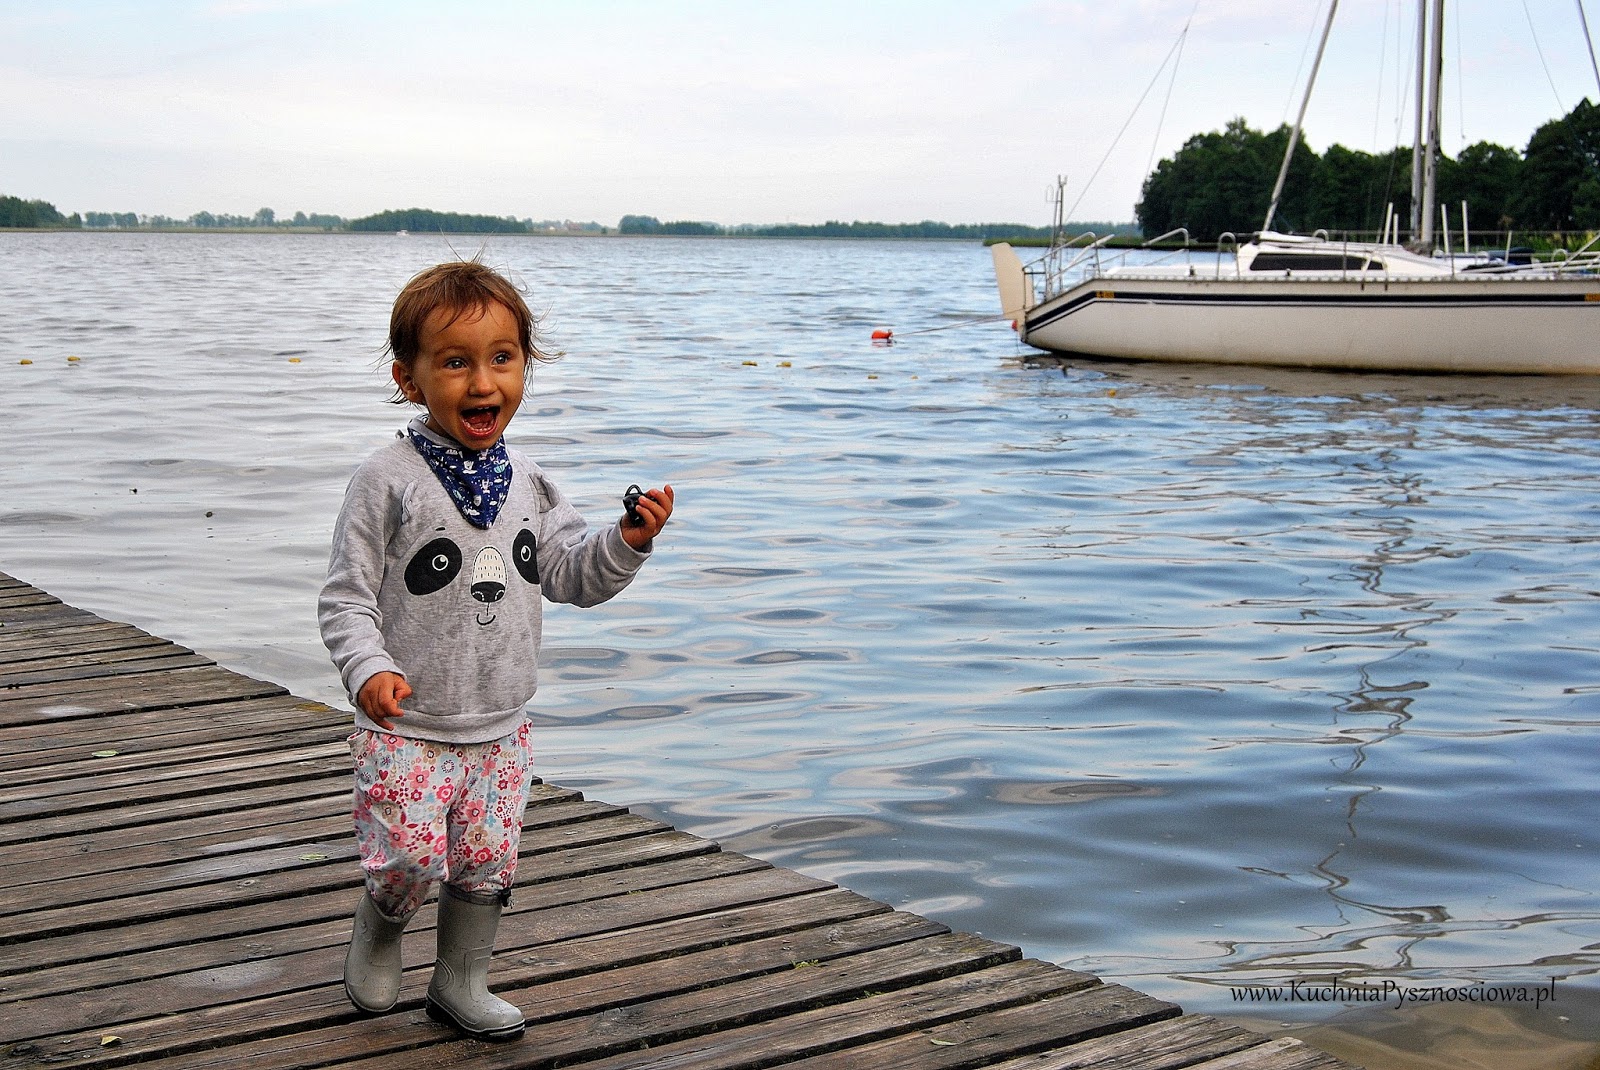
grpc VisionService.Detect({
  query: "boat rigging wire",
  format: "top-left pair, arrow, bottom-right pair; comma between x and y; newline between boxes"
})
1144,0 -> 1200,186
1061,9 -> 1197,224
1579,0 -> 1600,99
1283,1 -> 1331,128
1522,0 -> 1567,111
1372,0 -> 1395,149
1263,0 -> 1340,233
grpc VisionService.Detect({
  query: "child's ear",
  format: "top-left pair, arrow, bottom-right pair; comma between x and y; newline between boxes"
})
392,361 -> 425,404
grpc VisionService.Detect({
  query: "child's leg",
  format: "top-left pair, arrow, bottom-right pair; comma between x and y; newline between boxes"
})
350,730 -> 455,915
443,720 -> 537,897
426,721 -> 535,1039
345,730 -> 455,1013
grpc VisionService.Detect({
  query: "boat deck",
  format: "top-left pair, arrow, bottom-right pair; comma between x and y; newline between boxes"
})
0,570 -> 1355,1070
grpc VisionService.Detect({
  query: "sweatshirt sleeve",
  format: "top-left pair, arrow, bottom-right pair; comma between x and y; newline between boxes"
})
529,465 -> 650,608
318,459 -> 405,703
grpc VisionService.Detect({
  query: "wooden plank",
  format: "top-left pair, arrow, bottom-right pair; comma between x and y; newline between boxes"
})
110,927 -> 1027,1070
0,624 -> 171,664
0,818 -> 712,945
1,863 -> 848,1044
779,992 -> 1257,1070
0,649 -> 212,688
1,720 -> 346,787
0,665 -> 287,725
24,890 -> 914,1067
0,851 -> 779,1002
0,778 -> 352,848
0,738 -> 347,806
0,602 -> 101,629
555,974 -> 1160,1070
3,784 -> 592,877
893,1014 -> 1285,1070
0,744 -> 352,822
1188,1037 -> 1352,1070
0,809 -> 675,940
0,811 -> 350,890
0,737 -> 349,804
0,694 -> 329,751
0,792 -> 614,895
1,849 -> 778,983
292,954 -> 1087,1070
0,630 -> 191,660
0,591 -> 62,610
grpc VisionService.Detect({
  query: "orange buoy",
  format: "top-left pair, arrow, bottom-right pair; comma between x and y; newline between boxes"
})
870,328 -> 893,341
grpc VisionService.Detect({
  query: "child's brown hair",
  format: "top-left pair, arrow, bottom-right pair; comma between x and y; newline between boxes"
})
386,261 -> 551,402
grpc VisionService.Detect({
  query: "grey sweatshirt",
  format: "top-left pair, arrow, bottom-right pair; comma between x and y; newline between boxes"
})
319,422 -> 649,743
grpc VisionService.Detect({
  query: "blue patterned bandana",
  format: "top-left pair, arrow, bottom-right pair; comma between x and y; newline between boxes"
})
407,427 -> 513,529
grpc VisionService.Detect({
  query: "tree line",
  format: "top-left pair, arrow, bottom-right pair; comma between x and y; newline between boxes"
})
616,214 -> 1080,240
0,201 -> 1108,240
1137,98 -> 1600,241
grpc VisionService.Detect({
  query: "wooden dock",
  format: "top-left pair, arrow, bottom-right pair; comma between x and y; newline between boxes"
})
0,570 -> 1354,1070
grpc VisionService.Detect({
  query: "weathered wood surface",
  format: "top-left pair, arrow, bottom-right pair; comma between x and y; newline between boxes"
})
0,571 -> 1356,1069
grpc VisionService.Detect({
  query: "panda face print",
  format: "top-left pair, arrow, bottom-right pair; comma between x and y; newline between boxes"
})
400,523 -> 540,628
512,528 -> 538,584
471,546 -> 506,625
405,537 -> 462,596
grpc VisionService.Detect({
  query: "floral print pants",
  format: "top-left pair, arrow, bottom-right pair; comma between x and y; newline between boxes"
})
349,722 -> 535,918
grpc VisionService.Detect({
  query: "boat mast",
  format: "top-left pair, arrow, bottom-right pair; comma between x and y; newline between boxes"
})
1409,0 -> 1427,239
1263,0 -> 1339,233
1417,0 -> 1445,247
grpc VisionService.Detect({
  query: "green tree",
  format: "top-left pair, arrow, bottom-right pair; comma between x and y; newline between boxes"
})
347,208 -> 529,233
1137,119 -> 1314,240
0,196 -> 75,228
1438,141 -> 1521,229
1307,143 -> 1408,232
1510,99 -> 1599,229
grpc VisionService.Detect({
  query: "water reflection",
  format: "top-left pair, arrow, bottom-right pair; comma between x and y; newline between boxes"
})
3,234 -> 1598,1062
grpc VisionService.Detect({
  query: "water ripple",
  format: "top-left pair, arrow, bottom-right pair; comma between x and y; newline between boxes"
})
4,232 -> 1599,1058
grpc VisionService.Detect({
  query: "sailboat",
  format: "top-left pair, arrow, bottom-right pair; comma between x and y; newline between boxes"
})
991,0 -> 1600,375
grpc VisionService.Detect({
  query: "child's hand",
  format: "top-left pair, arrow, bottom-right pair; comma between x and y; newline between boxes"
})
621,483 -> 674,550
358,671 -> 411,731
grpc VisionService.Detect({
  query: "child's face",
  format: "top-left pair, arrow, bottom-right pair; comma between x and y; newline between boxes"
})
393,300 -> 527,451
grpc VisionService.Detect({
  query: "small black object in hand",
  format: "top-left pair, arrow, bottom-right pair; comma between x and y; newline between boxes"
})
623,484 -> 644,523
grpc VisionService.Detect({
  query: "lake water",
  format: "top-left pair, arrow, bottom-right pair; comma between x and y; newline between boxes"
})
3,231 -> 1599,1068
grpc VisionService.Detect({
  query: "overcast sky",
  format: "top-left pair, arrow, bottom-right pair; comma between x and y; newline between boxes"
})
4,0 -> 1598,227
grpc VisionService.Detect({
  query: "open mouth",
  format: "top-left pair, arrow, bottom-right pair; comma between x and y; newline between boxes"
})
461,406 -> 499,440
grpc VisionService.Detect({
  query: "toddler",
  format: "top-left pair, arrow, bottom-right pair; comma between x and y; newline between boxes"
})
318,260 -> 673,1040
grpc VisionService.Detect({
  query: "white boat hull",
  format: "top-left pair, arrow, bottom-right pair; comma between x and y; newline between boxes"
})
1013,269 -> 1600,376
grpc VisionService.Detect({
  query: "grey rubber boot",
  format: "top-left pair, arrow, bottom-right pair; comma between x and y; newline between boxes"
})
343,891 -> 416,1014
424,884 -> 525,1040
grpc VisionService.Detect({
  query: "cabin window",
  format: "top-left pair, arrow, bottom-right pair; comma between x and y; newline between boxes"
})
1249,253 -> 1384,272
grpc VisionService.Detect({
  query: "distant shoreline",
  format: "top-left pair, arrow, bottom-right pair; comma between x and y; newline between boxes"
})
0,227 -> 1027,242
